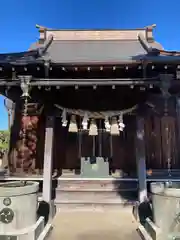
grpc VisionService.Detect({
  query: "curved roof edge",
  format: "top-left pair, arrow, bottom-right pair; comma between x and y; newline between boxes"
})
0,49 -> 42,64
35,24 -> 157,43
35,24 -> 165,53
1,24 -> 180,65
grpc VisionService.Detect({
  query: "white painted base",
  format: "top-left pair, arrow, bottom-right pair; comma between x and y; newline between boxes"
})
137,224 -> 152,240
0,217 -> 53,240
0,176 -> 139,181
139,188 -> 148,203
1,175 -> 180,182
37,223 -> 53,240
137,218 -> 166,240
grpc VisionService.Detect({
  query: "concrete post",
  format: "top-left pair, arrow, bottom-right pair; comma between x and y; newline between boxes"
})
42,116 -> 55,219
136,117 -> 147,203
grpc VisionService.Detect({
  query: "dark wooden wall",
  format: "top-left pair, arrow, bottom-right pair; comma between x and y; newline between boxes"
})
8,100 -> 180,176
52,115 -> 137,175
145,115 -> 179,169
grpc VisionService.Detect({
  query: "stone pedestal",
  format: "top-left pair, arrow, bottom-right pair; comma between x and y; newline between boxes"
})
0,181 -> 53,240
0,181 -> 39,232
150,182 -> 180,239
81,157 -> 110,178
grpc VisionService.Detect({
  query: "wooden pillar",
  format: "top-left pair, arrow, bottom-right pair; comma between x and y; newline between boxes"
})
4,98 -> 15,130
176,98 -> 180,161
136,117 -> 147,203
42,116 -> 55,219
175,97 -> 180,169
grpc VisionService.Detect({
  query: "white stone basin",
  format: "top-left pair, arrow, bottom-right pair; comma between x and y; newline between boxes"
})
0,181 -> 39,233
151,182 -> 180,236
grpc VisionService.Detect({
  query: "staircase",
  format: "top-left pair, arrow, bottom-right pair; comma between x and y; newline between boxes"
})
54,179 -> 138,210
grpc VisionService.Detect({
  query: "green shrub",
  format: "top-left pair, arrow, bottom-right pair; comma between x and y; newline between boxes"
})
0,130 -> 10,152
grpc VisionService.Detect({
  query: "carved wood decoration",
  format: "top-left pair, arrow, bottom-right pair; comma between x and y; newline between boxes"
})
8,103 -> 44,175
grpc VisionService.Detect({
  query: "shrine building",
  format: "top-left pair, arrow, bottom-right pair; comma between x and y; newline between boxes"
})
1,24 -> 180,203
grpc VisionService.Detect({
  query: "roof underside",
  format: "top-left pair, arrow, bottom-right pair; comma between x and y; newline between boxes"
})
42,40 -> 147,63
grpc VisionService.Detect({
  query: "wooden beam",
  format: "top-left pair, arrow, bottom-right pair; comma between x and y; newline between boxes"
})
31,77 -> 160,84
0,76 -> 161,87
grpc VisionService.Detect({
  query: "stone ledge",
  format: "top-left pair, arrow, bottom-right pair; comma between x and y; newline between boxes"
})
37,223 -> 53,240
145,218 -> 161,240
137,225 -> 152,240
137,218 -> 162,240
0,217 -> 53,240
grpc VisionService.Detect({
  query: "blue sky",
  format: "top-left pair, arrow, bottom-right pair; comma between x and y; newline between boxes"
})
0,0 -> 180,129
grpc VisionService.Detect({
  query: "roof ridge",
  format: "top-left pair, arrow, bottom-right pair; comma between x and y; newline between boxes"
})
36,24 -> 156,32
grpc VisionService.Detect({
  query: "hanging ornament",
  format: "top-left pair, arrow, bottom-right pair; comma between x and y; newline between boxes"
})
110,117 -> 119,135
89,119 -> 98,136
82,112 -> 88,130
20,95 -> 29,173
68,115 -> 78,133
20,76 -> 31,98
19,76 -> 31,151
104,116 -> 110,132
54,104 -> 137,120
61,109 -> 67,127
118,113 -> 125,132
21,116 -> 31,129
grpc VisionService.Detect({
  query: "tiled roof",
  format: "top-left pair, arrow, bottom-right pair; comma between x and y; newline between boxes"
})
42,39 -> 147,63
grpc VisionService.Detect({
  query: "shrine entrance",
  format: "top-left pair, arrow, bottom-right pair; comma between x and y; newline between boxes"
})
48,85 -> 143,179
53,114 -> 137,178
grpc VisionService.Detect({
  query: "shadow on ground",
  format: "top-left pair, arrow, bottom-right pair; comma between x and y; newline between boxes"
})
113,180 -> 138,205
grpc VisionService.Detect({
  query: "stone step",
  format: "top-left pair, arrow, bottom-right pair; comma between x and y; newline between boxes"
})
57,179 -> 138,191
56,188 -> 137,192
55,179 -> 138,207
56,199 -> 136,210
54,201 -> 136,211
39,179 -> 138,210
55,188 -> 137,202
39,188 -> 137,204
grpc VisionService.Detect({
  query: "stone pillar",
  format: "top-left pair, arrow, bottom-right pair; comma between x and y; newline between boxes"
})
42,116 -> 55,219
136,117 -> 147,203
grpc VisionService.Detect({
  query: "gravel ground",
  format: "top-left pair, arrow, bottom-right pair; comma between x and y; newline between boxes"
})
49,209 -> 141,240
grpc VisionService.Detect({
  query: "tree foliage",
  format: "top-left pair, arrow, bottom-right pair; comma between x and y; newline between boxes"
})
0,130 -> 10,152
